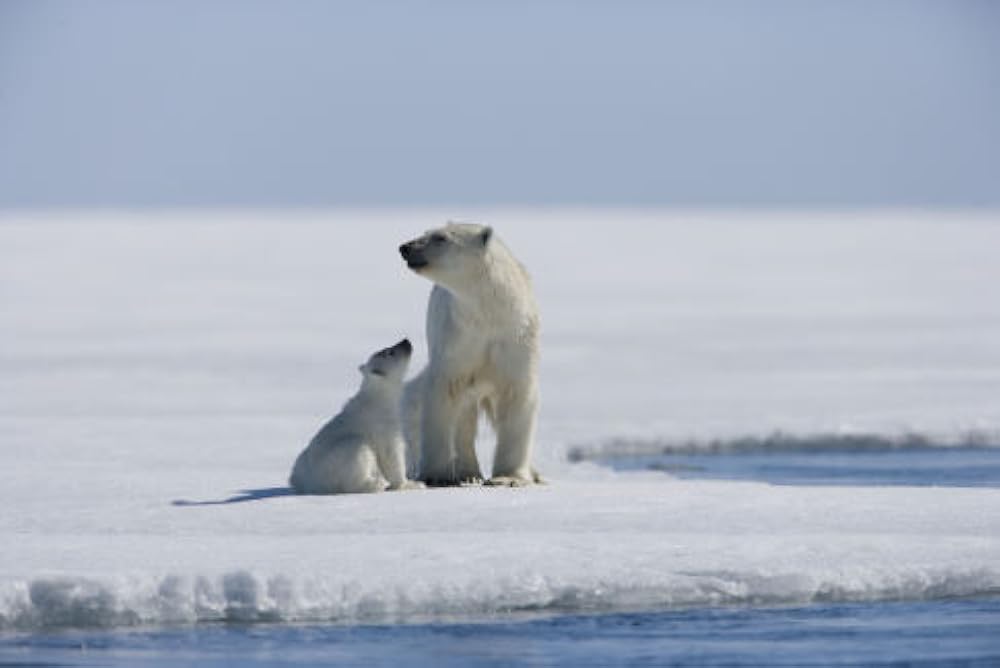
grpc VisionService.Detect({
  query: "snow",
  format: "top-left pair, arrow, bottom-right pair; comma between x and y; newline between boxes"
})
2,210 -> 999,630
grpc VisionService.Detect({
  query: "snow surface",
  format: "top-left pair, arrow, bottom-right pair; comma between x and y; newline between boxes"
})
1,210 -> 999,630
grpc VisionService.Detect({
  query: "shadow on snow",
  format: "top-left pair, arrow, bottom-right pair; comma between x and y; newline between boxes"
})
172,487 -> 295,506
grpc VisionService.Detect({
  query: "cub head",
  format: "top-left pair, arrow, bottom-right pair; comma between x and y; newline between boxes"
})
398,223 -> 494,287
359,338 -> 412,384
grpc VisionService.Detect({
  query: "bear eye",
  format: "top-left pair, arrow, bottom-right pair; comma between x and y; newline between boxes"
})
430,233 -> 446,244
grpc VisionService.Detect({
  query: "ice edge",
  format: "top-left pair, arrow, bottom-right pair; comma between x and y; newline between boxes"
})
2,566 -> 999,631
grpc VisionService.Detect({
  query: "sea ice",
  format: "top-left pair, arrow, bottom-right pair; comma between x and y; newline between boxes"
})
1,210 -> 998,629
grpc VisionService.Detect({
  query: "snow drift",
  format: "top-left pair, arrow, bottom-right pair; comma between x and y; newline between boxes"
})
2,478 -> 999,630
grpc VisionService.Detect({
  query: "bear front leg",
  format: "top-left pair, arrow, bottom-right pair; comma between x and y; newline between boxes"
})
418,377 -> 463,486
488,387 -> 538,486
400,372 -> 425,479
453,403 -> 484,484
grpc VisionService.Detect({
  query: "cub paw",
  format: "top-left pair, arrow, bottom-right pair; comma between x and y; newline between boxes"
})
389,480 -> 426,491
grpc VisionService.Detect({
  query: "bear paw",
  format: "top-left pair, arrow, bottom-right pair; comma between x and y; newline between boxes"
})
421,475 -> 483,487
422,476 -> 460,487
485,476 -> 533,488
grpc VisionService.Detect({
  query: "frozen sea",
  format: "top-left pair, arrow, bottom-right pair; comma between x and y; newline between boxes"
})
2,210 -> 999,665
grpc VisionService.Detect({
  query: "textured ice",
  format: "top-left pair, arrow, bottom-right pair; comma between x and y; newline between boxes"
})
1,478 -> 998,629
2,210 -> 999,630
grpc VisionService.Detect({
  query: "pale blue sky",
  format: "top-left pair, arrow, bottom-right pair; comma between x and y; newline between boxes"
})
1,0 -> 998,208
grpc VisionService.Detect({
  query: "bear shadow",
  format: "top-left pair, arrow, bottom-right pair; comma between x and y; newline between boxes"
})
172,487 -> 295,506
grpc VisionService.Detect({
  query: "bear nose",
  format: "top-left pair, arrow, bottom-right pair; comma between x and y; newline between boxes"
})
399,243 -> 412,258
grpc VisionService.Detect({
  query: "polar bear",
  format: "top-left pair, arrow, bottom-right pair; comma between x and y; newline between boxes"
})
399,223 -> 541,487
289,339 -> 424,494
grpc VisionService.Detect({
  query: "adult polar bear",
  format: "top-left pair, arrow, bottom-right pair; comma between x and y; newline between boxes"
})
399,223 -> 541,487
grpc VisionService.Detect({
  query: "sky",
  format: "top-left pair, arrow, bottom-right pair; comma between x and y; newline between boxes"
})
0,0 -> 998,209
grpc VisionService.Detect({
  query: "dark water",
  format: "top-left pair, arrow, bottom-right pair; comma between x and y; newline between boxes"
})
2,597 -> 999,667
600,446 -> 1000,488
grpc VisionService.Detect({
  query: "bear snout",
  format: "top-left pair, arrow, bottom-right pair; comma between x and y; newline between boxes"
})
399,241 -> 420,259
399,241 -> 429,269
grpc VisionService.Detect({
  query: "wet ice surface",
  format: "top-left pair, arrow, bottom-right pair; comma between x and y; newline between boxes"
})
2,597 -> 999,667
595,446 -> 1000,487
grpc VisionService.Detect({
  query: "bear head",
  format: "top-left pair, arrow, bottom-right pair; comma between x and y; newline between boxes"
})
398,223 -> 494,288
359,338 -> 412,384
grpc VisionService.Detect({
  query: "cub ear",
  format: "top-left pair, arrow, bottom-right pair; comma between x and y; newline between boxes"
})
480,226 -> 493,247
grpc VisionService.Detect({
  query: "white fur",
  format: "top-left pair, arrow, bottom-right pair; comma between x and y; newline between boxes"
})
399,223 -> 540,486
290,341 -> 424,495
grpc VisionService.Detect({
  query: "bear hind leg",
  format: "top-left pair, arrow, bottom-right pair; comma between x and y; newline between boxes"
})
488,390 -> 538,485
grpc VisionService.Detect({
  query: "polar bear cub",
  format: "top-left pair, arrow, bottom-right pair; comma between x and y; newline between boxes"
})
289,339 -> 424,494
399,223 -> 541,487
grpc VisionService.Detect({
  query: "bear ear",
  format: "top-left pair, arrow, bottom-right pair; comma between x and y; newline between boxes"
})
480,226 -> 493,247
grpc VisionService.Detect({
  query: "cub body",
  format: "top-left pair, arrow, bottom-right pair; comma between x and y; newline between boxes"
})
290,339 -> 423,494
